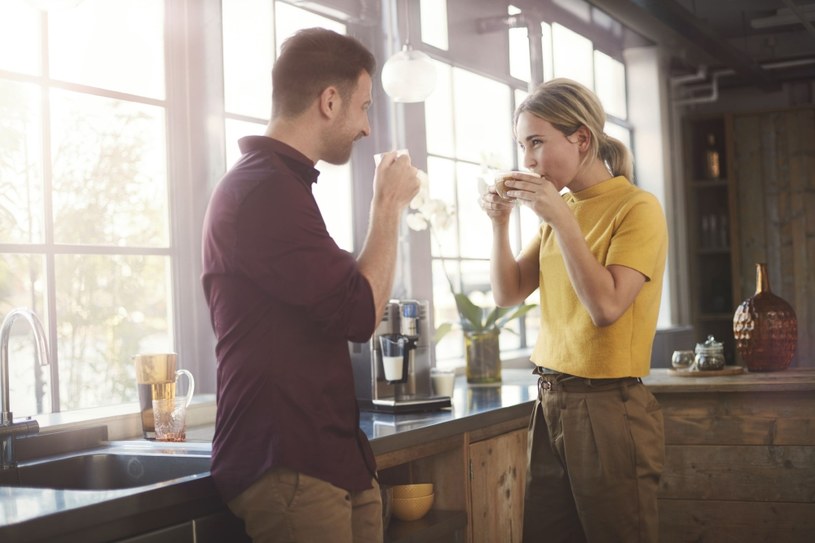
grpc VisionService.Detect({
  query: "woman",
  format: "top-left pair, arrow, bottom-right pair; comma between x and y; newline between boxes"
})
479,78 -> 667,542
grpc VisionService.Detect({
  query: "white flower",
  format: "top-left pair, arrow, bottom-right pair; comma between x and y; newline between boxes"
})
406,212 -> 429,231
406,169 -> 455,233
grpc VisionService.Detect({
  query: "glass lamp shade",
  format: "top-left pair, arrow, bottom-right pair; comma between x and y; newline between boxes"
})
381,45 -> 437,103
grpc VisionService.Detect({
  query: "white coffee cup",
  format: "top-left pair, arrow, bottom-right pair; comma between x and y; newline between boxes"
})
431,369 -> 455,398
374,148 -> 410,167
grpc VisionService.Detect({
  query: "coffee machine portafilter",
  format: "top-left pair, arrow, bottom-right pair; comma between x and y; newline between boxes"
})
350,300 -> 451,413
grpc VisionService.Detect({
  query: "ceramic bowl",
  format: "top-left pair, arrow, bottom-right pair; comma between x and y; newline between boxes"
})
391,483 -> 434,499
392,493 -> 434,522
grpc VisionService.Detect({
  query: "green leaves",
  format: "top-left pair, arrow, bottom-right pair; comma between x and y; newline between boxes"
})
452,292 -> 536,334
433,321 -> 453,344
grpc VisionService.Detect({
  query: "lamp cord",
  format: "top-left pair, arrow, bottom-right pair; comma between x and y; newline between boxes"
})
402,0 -> 411,48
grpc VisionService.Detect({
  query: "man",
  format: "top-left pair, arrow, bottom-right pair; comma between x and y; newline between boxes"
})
201,28 -> 420,543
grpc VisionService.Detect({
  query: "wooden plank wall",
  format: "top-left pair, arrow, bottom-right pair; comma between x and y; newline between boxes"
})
731,108 -> 815,367
657,390 -> 815,542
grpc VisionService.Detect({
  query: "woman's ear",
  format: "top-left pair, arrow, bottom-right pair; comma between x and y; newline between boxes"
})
575,125 -> 591,152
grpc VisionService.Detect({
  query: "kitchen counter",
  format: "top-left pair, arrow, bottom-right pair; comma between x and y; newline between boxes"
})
0,369 -> 539,542
3,366 -> 814,542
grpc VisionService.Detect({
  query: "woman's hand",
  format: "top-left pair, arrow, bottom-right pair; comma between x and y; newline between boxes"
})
480,171 -> 544,224
505,175 -> 570,227
479,185 -> 516,226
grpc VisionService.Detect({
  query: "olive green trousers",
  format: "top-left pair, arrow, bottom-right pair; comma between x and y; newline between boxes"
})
523,377 -> 665,542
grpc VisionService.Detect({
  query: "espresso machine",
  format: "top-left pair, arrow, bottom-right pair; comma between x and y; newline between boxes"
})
350,299 -> 451,413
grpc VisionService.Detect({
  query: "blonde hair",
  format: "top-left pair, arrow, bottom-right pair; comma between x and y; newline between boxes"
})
514,78 -> 633,181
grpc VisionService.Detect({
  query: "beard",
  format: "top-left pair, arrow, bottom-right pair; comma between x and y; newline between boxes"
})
322,135 -> 355,165
321,108 -> 362,165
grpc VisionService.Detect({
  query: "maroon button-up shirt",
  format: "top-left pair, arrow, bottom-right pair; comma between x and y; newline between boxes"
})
201,136 -> 377,502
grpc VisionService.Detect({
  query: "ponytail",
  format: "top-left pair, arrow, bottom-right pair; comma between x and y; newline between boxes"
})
600,135 -> 633,181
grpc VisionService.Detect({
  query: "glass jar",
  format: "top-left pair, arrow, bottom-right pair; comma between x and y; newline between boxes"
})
671,350 -> 694,369
693,335 -> 726,371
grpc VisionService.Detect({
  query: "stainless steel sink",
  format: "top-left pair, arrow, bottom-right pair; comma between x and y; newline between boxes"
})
0,442 -> 211,490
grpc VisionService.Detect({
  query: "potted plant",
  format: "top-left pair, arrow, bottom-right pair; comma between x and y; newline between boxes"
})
450,294 -> 536,383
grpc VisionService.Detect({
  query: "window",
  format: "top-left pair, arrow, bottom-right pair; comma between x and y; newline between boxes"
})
0,0 -> 357,418
423,61 -> 540,368
420,0 -> 448,50
0,0 -> 169,415
221,0 -> 354,251
421,3 -> 633,369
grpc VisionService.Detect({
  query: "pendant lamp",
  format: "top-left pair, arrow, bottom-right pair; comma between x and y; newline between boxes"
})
381,1 -> 437,103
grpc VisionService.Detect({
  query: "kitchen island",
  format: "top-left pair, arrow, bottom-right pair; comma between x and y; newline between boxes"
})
2,367 -> 814,542
0,369 -> 539,543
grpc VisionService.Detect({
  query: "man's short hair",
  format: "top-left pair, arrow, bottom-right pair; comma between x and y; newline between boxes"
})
272,28 -> 376,118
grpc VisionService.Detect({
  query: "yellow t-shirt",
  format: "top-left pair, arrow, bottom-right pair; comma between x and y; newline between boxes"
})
525,176 -> 668,378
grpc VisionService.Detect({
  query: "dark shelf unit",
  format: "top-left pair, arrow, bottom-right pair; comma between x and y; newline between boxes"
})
683,116 -> 739,363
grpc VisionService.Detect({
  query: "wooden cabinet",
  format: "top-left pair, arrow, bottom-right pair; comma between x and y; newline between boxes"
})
378,434 -> 469,542
469,427 -> 527,543
683,115 -> 739,361
377,416 -> 529,543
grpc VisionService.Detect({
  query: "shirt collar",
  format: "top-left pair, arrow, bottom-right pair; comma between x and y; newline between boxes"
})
238,135 -> 320,185
569,176 -> 630,202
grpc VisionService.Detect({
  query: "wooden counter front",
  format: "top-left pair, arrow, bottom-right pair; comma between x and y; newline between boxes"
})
644,368 -> 815,543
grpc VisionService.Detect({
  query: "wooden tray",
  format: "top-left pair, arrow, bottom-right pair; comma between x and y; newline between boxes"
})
668,365 -> 745,377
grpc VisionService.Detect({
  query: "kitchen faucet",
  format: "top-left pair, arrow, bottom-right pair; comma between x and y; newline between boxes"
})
0,307 -> 51,470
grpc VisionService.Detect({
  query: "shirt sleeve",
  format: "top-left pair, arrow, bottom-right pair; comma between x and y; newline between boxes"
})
606,192 -> 668,282
235,175 -> 376,342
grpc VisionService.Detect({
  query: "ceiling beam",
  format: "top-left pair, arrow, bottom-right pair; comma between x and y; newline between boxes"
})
588,0 -> 781,91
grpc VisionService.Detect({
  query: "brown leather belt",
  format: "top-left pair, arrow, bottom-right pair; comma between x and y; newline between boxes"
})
532,366 -> 641,393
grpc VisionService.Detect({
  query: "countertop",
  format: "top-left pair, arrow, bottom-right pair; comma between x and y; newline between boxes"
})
0,369 -> 539,542
3,366 -> 815,541
644,367 -> 815,393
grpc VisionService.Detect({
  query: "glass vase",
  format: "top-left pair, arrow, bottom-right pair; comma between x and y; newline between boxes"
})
733,262 -> 798,371
464,329 -> 501,384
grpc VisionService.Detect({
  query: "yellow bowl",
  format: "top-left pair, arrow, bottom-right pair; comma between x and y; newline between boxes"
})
392,493 -> 434,522
391,483 -> 434,499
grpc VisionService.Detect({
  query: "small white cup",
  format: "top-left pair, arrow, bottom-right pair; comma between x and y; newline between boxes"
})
382,355 -> 404,381
374,148 -> 410,167
431,370 -> 455,398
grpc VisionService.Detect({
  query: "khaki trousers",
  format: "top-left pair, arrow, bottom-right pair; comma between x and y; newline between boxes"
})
523,377 -> 665,543
228,468 -> 383,543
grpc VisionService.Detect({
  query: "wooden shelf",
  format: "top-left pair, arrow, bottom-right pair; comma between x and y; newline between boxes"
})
684,115 -> 738,362
386,509 -> 468,543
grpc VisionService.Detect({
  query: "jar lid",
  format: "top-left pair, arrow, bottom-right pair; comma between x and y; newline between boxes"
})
695,334 -> 723,354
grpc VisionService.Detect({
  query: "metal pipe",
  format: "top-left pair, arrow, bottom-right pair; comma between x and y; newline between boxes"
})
671,57 -> 815,106
673,70 -> 728,106
669,65 -> 707,87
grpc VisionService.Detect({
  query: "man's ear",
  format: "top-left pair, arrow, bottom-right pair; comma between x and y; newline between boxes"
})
319,86 -> 341,119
